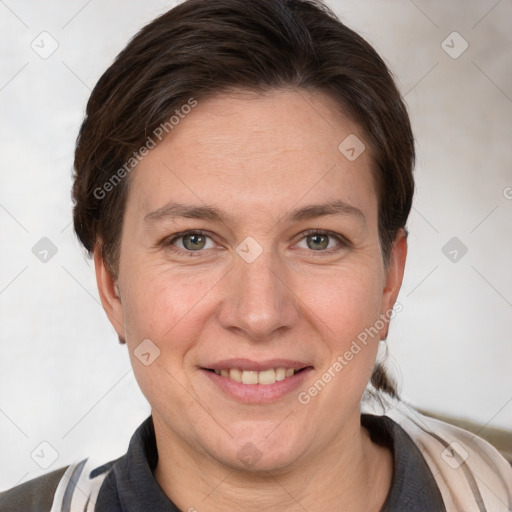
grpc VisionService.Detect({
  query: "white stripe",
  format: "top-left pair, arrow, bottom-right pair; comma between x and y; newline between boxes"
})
50,459 -> 111,512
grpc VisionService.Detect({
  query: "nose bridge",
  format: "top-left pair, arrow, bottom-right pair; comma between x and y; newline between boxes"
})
218,246 -> 298,340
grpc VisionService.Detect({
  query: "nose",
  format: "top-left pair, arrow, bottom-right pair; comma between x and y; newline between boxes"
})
216,248 -> 299,341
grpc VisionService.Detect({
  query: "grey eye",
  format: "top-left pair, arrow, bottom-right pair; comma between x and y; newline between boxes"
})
182,234 -> 207,250
306,234 -> 330,250
295,232 -> 344,252
166,231 -> 217,253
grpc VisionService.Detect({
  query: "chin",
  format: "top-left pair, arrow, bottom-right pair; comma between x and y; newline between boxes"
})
208,427 -> 304,474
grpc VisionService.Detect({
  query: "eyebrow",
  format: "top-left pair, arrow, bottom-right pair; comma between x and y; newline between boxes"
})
287,200 -> 365,223
143,200 -> 365,225
144,202 -> 224,223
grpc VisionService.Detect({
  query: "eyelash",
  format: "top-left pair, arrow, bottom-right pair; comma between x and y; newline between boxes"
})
298,229 -> 352,253
163,229 -> 351,257
163,229 -> 215,257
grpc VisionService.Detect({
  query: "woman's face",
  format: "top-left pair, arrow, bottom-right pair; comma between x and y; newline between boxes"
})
96,89 -> 406,472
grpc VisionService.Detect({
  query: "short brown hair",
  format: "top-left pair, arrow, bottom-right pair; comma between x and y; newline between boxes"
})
72,0 -> 414,397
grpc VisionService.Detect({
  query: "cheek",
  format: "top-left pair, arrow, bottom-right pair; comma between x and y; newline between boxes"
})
289,264 -> 385,441
120,262 -> 224,348
119,264 -> 218,409
298,264 -> 384,346
296,263 -> 384,399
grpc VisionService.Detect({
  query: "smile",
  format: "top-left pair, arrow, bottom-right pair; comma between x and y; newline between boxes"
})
201,358 -> 313,402
208,367 -> 299,385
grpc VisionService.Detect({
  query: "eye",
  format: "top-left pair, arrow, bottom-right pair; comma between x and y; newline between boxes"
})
167,231 -> 216,252
295,230 -> 348,251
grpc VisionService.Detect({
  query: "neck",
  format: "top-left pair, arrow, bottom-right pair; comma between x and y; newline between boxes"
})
153,413 -> 393,512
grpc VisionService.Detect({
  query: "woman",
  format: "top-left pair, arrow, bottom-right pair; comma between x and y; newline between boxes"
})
1,0 -> 510,510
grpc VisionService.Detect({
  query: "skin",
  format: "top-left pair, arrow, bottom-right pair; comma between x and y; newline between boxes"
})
95,88 -> 407,511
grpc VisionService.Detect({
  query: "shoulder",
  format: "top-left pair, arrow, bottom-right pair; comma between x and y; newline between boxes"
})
0,466 -> 68,512
384,401 -> 512,511
0,458 -> 117,512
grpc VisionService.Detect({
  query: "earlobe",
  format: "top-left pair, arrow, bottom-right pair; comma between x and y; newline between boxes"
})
94,249 -> 126,343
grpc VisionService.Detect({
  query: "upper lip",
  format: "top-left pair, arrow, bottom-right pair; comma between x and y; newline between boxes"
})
202,358 -> 311,371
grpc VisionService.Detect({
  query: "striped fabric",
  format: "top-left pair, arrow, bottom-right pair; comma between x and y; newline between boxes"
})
383,400 -> 512,511
49,459 -> 111,512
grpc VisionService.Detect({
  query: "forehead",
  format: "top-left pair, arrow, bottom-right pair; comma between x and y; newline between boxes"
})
127,89 -> 378,223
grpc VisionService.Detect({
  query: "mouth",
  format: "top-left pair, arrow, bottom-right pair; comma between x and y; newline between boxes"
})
203,366 -> 310,385
200,359 -> 314,403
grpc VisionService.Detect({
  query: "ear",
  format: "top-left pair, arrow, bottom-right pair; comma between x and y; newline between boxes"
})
94,248 -> 126,343
379,229 -> 408,338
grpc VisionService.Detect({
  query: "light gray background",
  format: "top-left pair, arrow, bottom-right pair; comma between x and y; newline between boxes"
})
1,0 -> 511,490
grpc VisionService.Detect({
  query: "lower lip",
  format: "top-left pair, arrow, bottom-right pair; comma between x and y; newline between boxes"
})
200,368 -> 314,403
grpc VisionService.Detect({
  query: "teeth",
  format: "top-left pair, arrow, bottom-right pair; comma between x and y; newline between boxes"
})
242,371 -> 258,384
213,367 -> 299,385
258,369 -> 275,385
275,368 -> 286,381
229,368 -> 242,383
